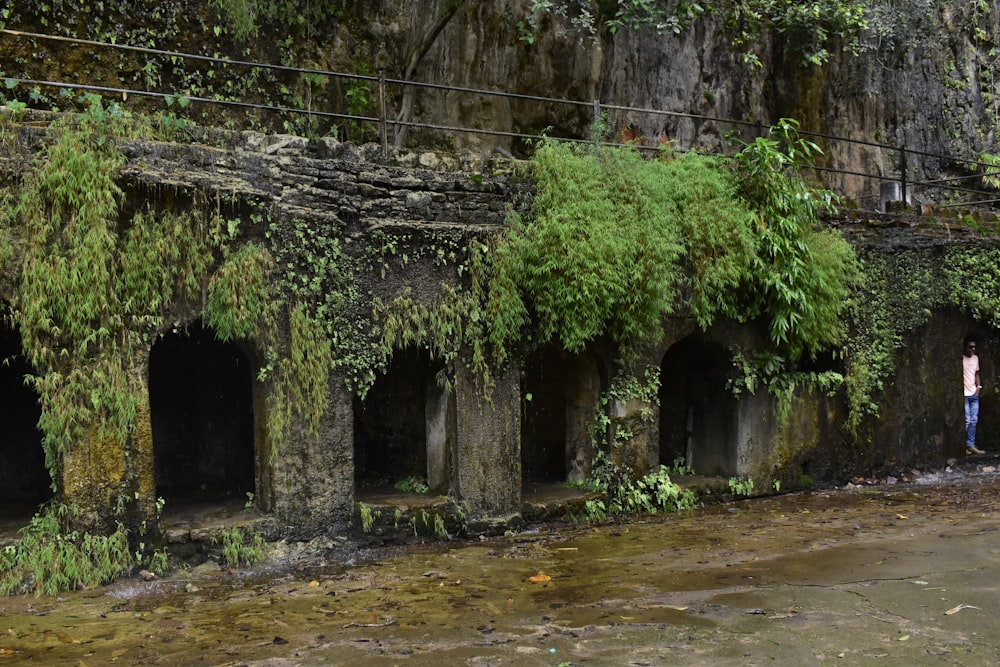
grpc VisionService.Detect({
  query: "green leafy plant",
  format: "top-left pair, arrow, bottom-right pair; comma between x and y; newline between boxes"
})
975,152 -> 1000,190
432,513 -> 448,539
394,476 -> 430,494
728,476 -> 755,497
730,118 -> 860,364
666,456 -> 694,476
490,139 -> 687,363
358,502 -> 379,533
0,503 -> 135,596
214,526 -> 266,568
579,453 -> 698,522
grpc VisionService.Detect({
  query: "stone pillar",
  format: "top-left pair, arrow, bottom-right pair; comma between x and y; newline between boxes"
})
565,353 -> 601,482
270,374 -> 355,538
608,396 -> 657,477
734,390 -> 773,480
452,359 -> 521,519
425,378 -> 453,493
131,367 -> 158,529
59,352 -> 156,535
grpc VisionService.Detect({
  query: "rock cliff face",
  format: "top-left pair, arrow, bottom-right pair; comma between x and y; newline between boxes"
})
358,1 -> 1000,203
2,2 -> 998,204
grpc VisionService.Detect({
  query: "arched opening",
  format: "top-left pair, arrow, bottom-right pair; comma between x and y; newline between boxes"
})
149,322 -> 255,505
354,348 -> 448,493
659,334 -> 736,477
0,314 -> 52,525
522,345 -> 604,486
522,345 -> 568,483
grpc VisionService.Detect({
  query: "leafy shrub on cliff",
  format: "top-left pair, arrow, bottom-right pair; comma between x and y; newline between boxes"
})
731,118 -> 861,363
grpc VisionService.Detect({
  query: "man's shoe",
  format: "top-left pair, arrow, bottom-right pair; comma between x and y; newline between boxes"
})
968,446 -> 986,455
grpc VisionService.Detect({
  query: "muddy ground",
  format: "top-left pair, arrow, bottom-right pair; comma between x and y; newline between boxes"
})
4,460 -> 1000,666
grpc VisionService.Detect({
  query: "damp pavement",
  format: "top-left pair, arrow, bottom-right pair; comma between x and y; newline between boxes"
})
4,459 -> 1000,665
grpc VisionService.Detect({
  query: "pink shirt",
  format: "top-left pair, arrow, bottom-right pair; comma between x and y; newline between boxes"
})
964,353 -> 980,396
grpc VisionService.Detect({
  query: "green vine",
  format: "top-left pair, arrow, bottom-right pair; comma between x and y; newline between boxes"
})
2,102 -> 336,523
9,104 -> 217,472
843,249 -> 941,430
842,243 -> 1000,435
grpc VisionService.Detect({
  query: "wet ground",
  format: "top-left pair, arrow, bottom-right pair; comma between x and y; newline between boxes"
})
4,460 -> 1000,665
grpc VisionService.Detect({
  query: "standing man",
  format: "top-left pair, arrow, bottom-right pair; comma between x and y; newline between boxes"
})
964,337 -> 986,455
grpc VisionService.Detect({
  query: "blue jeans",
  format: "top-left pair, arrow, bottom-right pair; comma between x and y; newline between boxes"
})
966,394 -> 980,449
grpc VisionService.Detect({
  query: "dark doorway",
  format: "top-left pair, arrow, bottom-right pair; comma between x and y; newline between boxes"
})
659,335 -> 736,477
0,316 -> 51,517
149,322 -> 255,503
522,345 -> 568,483
354,348 -> 443,489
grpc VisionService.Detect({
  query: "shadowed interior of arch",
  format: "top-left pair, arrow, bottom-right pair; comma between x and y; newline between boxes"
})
659,334 -> 737,477
149,321 -> 255,505
0,313 -> 52,524
354,348 -> 447,494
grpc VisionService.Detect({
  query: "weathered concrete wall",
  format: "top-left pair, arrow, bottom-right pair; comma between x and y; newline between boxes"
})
268,376 -> 356,539
452,357 -> 522,519
3,116 -> 1000,539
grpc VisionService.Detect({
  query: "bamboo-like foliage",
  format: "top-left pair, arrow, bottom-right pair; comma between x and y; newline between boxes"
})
488,130 -> 859,369
0,503 -> 135,596
9,107 -> 223,472
489,140 -> 686,363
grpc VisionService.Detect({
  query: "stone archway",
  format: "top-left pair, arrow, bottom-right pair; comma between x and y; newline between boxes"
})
0,314 -> 52,515
659,334 -> 736,477
148,322 -> 255,504
353,348 -> 449,493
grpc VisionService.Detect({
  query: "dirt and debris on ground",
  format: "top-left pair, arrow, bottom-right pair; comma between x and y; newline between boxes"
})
3,457 -> 1000,665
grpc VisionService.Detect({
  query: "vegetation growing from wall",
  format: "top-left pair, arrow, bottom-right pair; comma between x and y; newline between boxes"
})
488,140 -> 685,362
843,250 -> 941,429
489,121 -> 859,374
204,239 -> 335,452
520,0 -> 869,67
8,101 -> 218,473
8,102 -> 334,471
731,119 -> 861,363
369,230 -> 502,393
844,243 -> 1000,433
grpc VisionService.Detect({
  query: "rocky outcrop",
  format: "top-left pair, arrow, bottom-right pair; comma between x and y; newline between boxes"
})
3,2 -> 998,208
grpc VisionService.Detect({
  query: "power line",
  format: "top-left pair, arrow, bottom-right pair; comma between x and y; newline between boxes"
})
3,27 -> 999,208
